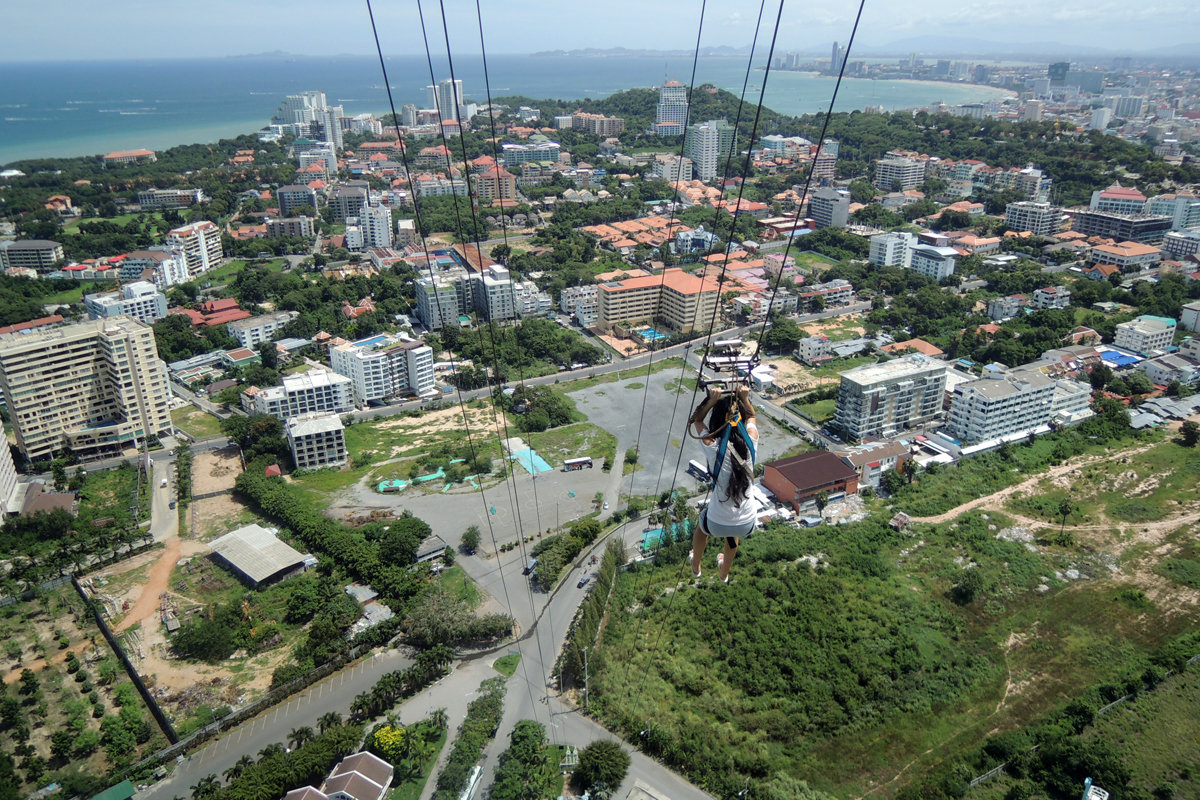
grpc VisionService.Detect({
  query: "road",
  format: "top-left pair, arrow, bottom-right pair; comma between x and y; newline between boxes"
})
137,303 -> 875,799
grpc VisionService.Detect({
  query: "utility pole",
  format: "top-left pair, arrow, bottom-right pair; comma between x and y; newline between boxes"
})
582,647 -> 589,712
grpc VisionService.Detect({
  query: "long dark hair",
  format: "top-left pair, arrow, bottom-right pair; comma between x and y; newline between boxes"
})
704,396 -> 752,505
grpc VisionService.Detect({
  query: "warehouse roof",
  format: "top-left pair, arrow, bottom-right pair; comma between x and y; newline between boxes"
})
209,524 -> 306,586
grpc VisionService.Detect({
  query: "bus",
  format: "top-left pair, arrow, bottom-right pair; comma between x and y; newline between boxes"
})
686,459 -> 710,482
563,456 -> 593,471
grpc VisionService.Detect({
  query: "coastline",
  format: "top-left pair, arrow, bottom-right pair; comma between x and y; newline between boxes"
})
863,76 -> 1018,101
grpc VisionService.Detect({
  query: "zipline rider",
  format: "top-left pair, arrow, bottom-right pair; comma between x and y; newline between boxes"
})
688,384 -> 758,583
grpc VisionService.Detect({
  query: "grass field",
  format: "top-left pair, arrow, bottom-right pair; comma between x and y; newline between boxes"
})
493,653 -> 521,677
804,353 -> 878,379
525,422 -> 617,466
788,397 -> 836,424
201,258 -> 288,287
793,250 -> 842,273
172,407 -> 224,440
62,212 -> 165,234
438,565 -> 481,608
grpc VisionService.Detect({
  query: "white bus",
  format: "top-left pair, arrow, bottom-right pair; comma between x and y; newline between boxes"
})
563,456 -> 593,471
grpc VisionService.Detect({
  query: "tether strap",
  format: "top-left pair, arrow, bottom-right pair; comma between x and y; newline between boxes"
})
712,408 -> 756,481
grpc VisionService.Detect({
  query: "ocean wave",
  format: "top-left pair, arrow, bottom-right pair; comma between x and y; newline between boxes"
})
0,104 -> 28,109
5,117 -> 52,122
65,100 -> 103,105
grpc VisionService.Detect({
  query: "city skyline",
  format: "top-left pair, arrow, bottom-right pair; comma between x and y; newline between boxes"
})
4,0 -> 1200,62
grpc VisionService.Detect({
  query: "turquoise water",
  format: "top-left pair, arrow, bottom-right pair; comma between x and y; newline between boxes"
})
0,54 -> 1012,164
510,448 -> 553,475
640,328 -> 668,342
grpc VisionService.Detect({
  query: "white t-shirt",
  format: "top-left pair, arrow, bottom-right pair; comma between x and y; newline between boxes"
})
700,424 -> 759,528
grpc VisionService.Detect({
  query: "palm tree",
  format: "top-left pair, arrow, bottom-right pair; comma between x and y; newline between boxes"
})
224,755 -> 254,782
258,742 -> 286,760
190,774 -> 219,800
317,711 -> 342,733
428,707 -> 448,731
287,726 -> 314,750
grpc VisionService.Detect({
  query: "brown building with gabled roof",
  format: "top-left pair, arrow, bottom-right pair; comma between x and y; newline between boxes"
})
762,451 -> 858,513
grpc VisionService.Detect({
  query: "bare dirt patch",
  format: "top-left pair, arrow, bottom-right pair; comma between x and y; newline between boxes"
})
193,446 -> 243,495
190,492 -> 257,540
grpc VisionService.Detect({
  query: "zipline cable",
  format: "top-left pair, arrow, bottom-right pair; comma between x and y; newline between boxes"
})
364,0 -> 545,733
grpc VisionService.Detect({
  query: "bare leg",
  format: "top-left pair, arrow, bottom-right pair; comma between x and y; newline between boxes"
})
719,538 -> 739,582
690,525 -> 709,577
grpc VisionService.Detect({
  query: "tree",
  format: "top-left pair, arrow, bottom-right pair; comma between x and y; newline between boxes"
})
814,491 -> 829,512
224,755 -> 254,782
1058,498 -> 1075,537
190,774 -> 219,800
288,726 -> 315,749
460,525 -> 481,554
1089,363 -> 1113,390
317,712 -> 343,733
951,569 -> 985,605
575,740 -> 631,791
1182,420 -> 1199,448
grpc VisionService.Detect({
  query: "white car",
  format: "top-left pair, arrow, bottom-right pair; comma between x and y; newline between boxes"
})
603,502 -> 609,510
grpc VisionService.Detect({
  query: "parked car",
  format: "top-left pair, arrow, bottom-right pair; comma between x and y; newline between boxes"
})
577,573 -> 591,588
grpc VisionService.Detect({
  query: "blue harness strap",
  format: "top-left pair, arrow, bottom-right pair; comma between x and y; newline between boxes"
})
712,408 -> 756,482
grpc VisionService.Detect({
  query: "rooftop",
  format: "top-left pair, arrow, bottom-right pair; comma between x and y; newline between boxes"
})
765,451 -> 858,491
209,524 -> 306,585
286,412 -> 345,438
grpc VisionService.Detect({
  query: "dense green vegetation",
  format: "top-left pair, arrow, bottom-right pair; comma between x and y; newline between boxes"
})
204,719 -> 365,800
489,721 -> 561,800
349,647 -> 452,721
531,518 -> 604,589
431,317 -> 606,388
431,677 -> 506,800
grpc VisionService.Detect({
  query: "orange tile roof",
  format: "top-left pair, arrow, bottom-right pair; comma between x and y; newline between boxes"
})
598,267 -> 719,296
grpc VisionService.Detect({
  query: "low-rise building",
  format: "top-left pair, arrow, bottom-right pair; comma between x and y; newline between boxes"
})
797,279 -> 854,311
266,217 -> 315,238
796,335 -> 833,366
1090,241 -> 1162,273
908,244 -> 958,280
286,412 -> 348,471
987,294 -> 1026,321
1181,301 -> 1200,333
137,188 -> 205,209
596,268 -> 720,334
1114,315 -> 1177,355
1032,285 -> 1071,309
835,440 -> 909,489
209,524 -> 307,588
1138,353 -> 1200,386
84,281 -> 168,324
227,311 -> 299,349
762,451 -> 859,513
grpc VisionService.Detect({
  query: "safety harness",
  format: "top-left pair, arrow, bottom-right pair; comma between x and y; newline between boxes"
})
711,403 -> 756,485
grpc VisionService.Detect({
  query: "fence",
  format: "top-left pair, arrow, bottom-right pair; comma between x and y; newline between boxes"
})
72,575 -> 178,744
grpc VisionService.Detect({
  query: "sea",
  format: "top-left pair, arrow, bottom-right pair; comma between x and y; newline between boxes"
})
0,54 -> 1013,165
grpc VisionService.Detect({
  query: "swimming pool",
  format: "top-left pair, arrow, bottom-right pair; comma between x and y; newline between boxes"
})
510,448 -> 553,475
639,328 -> 668,342
354,334 -> 391,348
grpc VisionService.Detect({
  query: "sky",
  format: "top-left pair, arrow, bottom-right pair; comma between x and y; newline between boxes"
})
5,0 -> 1199,61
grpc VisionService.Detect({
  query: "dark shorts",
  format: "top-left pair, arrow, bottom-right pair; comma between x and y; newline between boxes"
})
699,508 -> 753,549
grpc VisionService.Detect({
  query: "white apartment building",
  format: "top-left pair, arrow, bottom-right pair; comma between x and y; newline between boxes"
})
868,231 -> 915,269
1162,231 -> 1200,260
0,239 -> 65,272
1146,194 -> 1200,232
84,281 -> 168,324
1114,315 -> 1177,354
655,80 -> 689,129
1181,301 -> 1200,333
833,355 -> 948,441
167,221 -> 223,277
946,368 -> 1055,443
987,295 -> 1025,321
797,336 -> 833,366
1005,201 -> 1060,236
395,218 -> 418,247
0,437 -> 18,514
513,281 -> 553,317
810,187 -> 850,229
1090,241 -> 1163,273
138,188 -> 205,210
253,371 -> 354,420
873,156 -> 925,191
1032,286 -> 1071,310
330,334 -> 436,405
415,273 -> 464,331
227,311 -> 299,349
0,317 -> 171,461
596,268 -> 719,334
651,154 -> 693,183
908,244 -> 958,281
684,119 -> 736,181
286,412 -> 348,471
560,285 -> 598,327
474,265 -> 517,322
1138,353 -> 1200,387
360,205 -> 393,250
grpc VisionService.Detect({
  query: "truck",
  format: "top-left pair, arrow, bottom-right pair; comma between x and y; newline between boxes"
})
686,459 -> 710,482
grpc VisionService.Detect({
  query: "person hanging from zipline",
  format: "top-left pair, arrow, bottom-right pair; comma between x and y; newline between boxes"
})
688,384 -> 758,583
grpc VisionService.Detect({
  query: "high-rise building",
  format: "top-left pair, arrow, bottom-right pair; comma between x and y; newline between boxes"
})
84,281 -> 168,324
810,187 -> 850,229
830,41 -> 846,74
277,185 -> 318,217
874,155 -> 925,191
273,91 -> 344,148
833,355 -> 948,441
330,334 -> 435,405
1005,201 -> 1061,236
473,265 -> 517,322
401,104 -> 418,126
427,79 -> 466,122
947,368 -> 1056,443
166,221 -> 223,277
415,273 -> 463,331
1021,100 -> 1045,122
0,435 -> 18,514
1090,107 -> 1114,130
811,139 -> 838,181
684,119 -> 736,181
908,243 -> 958,280
474,166 -> 517,203
1147,193 -> 1200,232
0,317 -> 171,462
329,186 -> 368,222
596,268 -> 719,334
1070,210 -> 1171,244
655,79 -> 689,134
360,205 -> 393,250
868,231 -> 915,268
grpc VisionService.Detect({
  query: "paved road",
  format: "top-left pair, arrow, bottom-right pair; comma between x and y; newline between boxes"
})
149,461 -> 178,543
